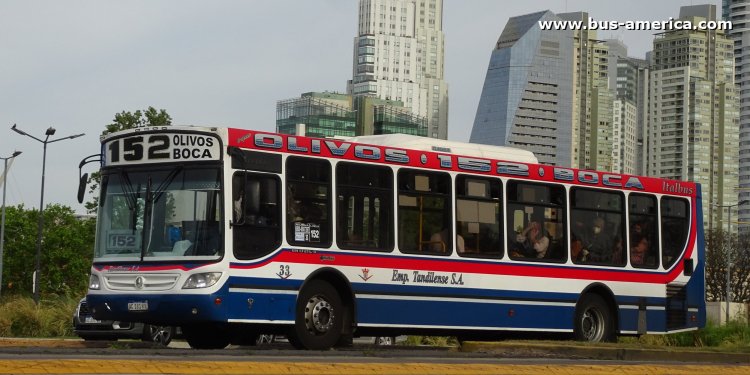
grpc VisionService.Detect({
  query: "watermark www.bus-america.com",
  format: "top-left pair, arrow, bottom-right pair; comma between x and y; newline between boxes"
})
539,17 -> 732,31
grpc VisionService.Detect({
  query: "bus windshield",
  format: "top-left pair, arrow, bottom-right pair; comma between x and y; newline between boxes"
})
94,166 -> 222,261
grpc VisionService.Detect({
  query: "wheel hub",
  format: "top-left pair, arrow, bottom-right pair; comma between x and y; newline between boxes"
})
582,308 -> 604,342
304,296 -> 334,334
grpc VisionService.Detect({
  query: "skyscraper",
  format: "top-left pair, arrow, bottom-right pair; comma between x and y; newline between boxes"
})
470,10 -> 616,170
347,0 -> 448,139
723,0 -> 750,232
649,5 -> 739,231
469,11 -> 574,166
558,11 -> 614,172
605,39 -> 649,176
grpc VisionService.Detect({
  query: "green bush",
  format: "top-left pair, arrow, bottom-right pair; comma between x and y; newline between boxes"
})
0,295 -> 78,337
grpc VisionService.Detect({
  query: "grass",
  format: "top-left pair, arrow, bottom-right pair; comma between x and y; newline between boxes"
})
619,320 -> 750,350
0,294 -> 78,338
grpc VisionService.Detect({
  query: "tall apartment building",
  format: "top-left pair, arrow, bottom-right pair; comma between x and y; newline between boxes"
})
723,0 -> 750,232
347,0 -> 448,139
606,39 -> 649,176
558,12 -> 614,172
649,5 -> 739,231
469,11 -> 574,166
612,99 -> 637,175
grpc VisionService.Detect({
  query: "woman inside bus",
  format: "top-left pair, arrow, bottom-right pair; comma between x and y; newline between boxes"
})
630,234 -> 649,266
510,221 -> 549,259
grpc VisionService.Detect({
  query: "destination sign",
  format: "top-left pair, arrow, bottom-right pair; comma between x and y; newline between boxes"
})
103,133 -> 220,166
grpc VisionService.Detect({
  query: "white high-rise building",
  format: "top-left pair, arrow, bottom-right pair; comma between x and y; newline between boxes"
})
612,99 -> 637,175
347,0 -> 448,139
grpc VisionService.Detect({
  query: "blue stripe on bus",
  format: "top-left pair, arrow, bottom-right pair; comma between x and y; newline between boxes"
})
224,289 -> 679,333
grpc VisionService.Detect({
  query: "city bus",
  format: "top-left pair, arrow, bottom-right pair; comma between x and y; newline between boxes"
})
81,125 -> 705,350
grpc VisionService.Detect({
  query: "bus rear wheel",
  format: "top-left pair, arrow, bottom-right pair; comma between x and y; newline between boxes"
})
290,280 -> 343,350
574,294 -> 615,342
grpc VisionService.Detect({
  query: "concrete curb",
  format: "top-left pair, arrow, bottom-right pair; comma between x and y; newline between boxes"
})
460,341 -> 750,363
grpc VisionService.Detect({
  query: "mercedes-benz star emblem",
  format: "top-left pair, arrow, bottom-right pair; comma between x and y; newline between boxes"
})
134,276 -> 144,289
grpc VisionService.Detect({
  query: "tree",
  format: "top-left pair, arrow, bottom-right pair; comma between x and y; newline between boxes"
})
705,228 -> 750,303
2,204 -> 95,297
84,107 -> 172,213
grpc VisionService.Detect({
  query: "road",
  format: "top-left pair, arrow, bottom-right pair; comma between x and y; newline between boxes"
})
0,338 -> 747,374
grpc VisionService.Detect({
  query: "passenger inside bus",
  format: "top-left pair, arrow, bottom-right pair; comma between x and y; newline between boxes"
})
630,234 -> 649,266
578,217 -> 612,263
429,228 -> 465,253
510,221 -> 549,258
233,189 -> 244,222
630,219 -> 658,266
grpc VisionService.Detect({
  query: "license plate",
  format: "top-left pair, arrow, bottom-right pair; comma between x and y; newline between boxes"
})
84,316 -> 101,324
127,301 -> 148,311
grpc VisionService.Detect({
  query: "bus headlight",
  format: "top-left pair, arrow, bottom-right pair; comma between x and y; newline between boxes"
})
89,274 -> 100,290
182,272 -> 222,289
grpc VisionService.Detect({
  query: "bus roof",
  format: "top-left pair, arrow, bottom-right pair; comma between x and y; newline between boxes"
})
340,134 -> 538,164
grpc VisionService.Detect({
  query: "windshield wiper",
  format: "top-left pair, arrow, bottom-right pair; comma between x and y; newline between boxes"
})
152,166 -> 183,204
140,176 -> 153,261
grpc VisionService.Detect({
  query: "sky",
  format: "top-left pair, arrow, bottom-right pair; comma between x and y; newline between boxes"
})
0,0 -> 721,213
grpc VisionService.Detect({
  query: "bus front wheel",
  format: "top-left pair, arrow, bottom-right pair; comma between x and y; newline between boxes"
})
289,280 -> 343,350
574,294 -> 615,343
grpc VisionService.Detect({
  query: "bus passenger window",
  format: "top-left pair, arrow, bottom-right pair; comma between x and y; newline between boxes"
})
286,156 -> 332,248
232,172 -> 281,260
506,181 -> 566,262
570,188 -> 625,266
661,197 -> 689,269
455,175 -> 502,258
629,194 -> 659,268
336,162 -> 393,252
397,169 -> 451,255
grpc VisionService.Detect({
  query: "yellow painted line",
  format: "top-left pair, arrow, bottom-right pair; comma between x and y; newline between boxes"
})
0,360 -> 748,374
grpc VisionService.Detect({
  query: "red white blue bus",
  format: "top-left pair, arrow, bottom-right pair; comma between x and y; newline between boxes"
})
82,125 -> 705,349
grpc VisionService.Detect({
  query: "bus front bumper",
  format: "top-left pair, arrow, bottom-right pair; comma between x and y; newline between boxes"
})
86,293 -> 228,325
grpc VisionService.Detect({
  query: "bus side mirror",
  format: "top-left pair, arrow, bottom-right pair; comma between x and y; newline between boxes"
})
77,173 -> 88,204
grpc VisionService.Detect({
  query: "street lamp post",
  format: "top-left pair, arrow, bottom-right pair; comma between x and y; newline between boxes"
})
11,124 -> 84,304
0,151 -> 21,297
717,199 -> 750,324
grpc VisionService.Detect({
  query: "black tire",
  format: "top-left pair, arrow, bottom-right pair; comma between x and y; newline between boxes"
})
289,280 -> 343,350
142,324 -> 175,346
574,294 -> 616,342
183,324 -> 230,349
335,334 -> 353,348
